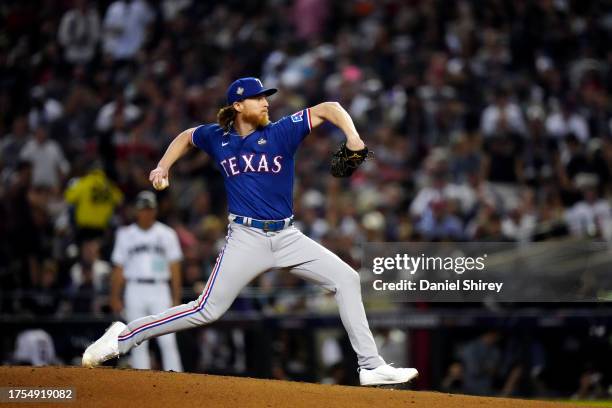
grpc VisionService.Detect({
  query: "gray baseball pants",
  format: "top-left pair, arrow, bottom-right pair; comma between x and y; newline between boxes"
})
117,221 -> 385,369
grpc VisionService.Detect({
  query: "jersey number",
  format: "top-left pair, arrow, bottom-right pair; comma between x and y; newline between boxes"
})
91,185 -> 113,203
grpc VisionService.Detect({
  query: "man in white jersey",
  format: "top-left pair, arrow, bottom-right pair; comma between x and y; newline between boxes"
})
109,191 -> 183,371
83,77 -> 418,386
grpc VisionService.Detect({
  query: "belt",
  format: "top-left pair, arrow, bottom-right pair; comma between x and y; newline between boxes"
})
229,214 -> 294,232
129,278 -> 169,284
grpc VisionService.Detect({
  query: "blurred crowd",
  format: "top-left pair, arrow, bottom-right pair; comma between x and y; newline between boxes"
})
2,0 -> 612,313
1,0 -> 612,396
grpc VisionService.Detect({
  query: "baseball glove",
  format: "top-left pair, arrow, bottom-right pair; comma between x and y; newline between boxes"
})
330,142 -> 372,178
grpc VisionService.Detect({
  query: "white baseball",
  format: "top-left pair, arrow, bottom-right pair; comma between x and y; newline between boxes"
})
154,177 -> 169,190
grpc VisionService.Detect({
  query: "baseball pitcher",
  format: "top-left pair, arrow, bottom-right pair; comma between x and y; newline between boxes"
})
83,77 -> 417,386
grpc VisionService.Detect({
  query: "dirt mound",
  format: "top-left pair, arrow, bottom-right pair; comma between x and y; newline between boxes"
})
0,366 -> 578,407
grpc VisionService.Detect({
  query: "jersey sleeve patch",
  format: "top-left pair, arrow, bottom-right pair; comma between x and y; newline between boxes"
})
291,111 -> 304,123
290,109 -> 312,131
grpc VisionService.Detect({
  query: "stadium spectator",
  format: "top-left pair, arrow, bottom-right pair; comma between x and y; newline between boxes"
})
441,361 -> 464,394
10,329 -> 61,366
480,87 -> 527,138
57,0 -> 101,66
19,125 -> 70,191
69,238 -> 111,314
1,116 -> 31,177
564,173 -> 612,241
545,100 -> 590,143
27,86 -> 64,131
22,259 -> 62,316
415,198 -> 464,241
459,330 -> 501,396
102,0 -> 154,62
64,162 -> 123,242
410,148 -> 467,220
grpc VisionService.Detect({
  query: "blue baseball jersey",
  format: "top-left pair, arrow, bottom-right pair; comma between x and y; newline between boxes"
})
191,109 -> 312,220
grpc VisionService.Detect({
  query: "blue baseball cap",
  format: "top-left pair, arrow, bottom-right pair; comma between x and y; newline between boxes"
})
226,77 -> 277,105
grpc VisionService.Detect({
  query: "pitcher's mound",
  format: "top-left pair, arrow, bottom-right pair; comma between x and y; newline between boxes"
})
0,366 -> 571,407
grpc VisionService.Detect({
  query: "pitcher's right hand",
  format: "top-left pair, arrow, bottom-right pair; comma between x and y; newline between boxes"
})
150,166 -> 169,190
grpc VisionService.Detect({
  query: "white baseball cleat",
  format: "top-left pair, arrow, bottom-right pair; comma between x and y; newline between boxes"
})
359,364 -> 419,386
82,322 -> 126,368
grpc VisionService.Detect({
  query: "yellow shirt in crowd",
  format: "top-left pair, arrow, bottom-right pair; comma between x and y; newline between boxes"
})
64,169 -> 123,229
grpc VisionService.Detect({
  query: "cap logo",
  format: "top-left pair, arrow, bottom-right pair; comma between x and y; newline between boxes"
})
236,87 -> 244,95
